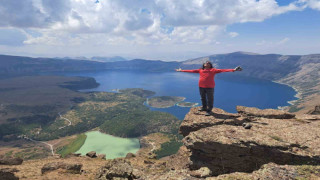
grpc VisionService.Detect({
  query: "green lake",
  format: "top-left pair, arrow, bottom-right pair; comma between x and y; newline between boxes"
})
76,131 -> 140,159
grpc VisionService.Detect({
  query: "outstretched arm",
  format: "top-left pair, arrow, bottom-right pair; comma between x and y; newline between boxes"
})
215,66 -> 242,73
176,69 -> 200,73
215,69 -> 235,73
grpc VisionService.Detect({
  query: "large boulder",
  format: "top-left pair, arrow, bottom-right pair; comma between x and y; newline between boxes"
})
86,151 -> 97,158
95,159 -> 134,179
236,106 -> 295,119
0,157 -> 23,165
41,162 -> 82,174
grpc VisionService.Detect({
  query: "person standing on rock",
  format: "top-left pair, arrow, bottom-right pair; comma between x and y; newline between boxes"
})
176,61 -> 242,116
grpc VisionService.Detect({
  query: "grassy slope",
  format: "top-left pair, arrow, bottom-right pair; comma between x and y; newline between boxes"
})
56,134 -> 87,157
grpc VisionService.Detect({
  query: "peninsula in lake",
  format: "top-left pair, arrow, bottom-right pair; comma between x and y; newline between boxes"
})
146,96 -> 198,108
147,96 -> 185,108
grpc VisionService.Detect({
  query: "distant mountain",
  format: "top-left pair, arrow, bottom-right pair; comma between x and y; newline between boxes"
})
0,55 -> 106,76
103,59 -> 180,72
0,55 -> 179,76
91,56 -> 127,62
54,56 -> 91,60
55,56 -> 128,62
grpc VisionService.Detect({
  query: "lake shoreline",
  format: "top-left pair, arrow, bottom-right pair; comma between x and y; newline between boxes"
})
273,80 -> 301,111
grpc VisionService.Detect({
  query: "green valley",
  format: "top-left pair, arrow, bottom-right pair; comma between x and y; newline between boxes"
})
0,75 -> 181,159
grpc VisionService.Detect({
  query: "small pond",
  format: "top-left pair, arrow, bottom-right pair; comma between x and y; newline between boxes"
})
76,131 -> 140,159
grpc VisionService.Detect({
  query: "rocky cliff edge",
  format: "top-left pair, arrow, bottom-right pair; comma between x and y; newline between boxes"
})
178,106 -> 320,178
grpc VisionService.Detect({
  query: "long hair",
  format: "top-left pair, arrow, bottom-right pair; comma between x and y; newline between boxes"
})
202,61 -> 213,69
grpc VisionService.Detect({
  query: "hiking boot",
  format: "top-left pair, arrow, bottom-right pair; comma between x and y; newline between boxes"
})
205,111 -> 212,116
198,107 -> 207,112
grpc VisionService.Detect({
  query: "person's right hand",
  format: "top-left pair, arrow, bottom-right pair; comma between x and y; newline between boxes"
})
175,68 -> 182,72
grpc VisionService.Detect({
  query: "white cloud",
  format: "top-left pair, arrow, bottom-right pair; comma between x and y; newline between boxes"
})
157,0 -> 303,26
298,0 -> 320,10
0,0 -> 312,59
229,32 -> 239,38
277,37 -> 290,44
255,37 -> 290,46
0,0 -> 304,32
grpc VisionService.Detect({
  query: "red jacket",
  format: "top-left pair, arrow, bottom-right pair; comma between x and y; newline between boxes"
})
181,68 -> 235,88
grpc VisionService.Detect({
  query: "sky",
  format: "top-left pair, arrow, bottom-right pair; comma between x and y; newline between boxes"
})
0,0 -> 319,61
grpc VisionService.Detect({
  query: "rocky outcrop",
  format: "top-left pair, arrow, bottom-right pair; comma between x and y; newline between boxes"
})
308,105 -> 320,115
95,159 -> 134,180
97,154 -> 106,160
180,107 -> 320,176
236,106 -> 295,119
190,167 -> 211,178
209,162 -> 319,180
179,108 -> 240,136
86,151 -> 97,158
0,157 -> 23,165
125,153 -> 136,159
0,168 -> 19,180
41,162 -> 82,174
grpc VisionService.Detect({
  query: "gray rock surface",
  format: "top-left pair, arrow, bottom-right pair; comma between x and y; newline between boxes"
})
41,162 -> 82,174
179,107 -> 240,136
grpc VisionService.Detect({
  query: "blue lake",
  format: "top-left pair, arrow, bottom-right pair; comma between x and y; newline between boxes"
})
61,70 -> 297,120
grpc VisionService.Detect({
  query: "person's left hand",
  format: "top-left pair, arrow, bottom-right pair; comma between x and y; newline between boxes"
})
234,66 -> 242,71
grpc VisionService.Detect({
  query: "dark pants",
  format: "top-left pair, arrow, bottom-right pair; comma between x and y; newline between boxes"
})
199,87 -> 214,112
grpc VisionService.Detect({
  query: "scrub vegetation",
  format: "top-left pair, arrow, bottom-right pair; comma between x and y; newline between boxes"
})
0,76 -> 98,140
154,134 -> 183,159
147,96 -> 185,108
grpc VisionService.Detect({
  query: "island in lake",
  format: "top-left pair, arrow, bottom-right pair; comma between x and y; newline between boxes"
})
176,102 -> 199,107
147,96 -> 185,108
